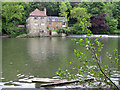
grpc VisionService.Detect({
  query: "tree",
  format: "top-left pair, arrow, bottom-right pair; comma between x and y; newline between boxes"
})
59,2 -> 72,19
78,2 -> 105,16
78,2 -> 119,33
2,2 -> 25,35
70,7 -> 91,32
56,18 -> 119,89
71,7 -> 90,21
112,2 -> 120,29
90,13 -> 109,34
103,2 -> 118,33
0,1 -> 2,35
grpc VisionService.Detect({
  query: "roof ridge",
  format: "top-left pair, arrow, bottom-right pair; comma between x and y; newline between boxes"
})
30,8 -> 46,16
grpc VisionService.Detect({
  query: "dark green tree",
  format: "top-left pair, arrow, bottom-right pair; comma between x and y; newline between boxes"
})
103,2 -> 118,33
2,2 -> 25,35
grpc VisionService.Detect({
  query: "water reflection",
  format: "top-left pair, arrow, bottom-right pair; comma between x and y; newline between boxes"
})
26,37 -> 74,78
2,37 -> 120,88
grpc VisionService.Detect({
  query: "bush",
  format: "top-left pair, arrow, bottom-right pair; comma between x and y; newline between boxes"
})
55,28 -> 71,34
6,27 -> 26,37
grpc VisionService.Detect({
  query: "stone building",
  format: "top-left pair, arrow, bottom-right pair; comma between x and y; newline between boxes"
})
26,8 -> 67,36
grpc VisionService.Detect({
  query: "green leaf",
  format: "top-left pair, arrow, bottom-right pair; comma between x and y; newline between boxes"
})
82,26 -> 84,30
82,18 -> 86,21
71,38 -> 76,41
56,71 -> 59,74
83,84 -> 85,87
79,24 -> 81,27
70,62 -> 72,64
95,38 -> 98,42
97,83 -> 102,86
87,33 -> 91,36
100,36 -> 102,38
104,65 -> 107,68
76,53 -> 80,57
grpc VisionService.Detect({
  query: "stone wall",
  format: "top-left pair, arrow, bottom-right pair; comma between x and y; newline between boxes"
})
26,16 -> 48,36
26,16 -> 68,37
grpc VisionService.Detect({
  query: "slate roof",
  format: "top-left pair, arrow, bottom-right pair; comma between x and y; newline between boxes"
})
30,8 -> 46,16
47,16 -> 67,22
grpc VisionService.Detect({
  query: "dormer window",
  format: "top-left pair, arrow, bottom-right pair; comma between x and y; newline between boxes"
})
41,17 -> 44,20
34,17 -> 38,20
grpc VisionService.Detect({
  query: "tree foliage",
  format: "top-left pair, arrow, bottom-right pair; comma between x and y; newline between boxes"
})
2,2 -> 120,36
78,2 -> 105,16
70,7 -> 91,33
112,2 -> 120,29
90,13 -> 109,34
78,2 -> 120,33
59,2 -> 72,19
2,2 -> 25,35
103,2 -> 118,33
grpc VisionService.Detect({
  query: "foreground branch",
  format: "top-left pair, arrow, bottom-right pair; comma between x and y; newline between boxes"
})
92,48 -> 119,90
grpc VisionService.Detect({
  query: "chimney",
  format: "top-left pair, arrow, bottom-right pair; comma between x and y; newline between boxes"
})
44,8 -> 46,16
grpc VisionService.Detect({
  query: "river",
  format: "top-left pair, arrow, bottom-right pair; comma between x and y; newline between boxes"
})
0,36 -> 120,89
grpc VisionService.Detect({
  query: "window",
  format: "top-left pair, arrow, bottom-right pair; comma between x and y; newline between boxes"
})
49,27 -> 51,30
52,19 -> 55,21
42,30 -> 44,33
34,23 -> 38,26
62,22 -> 65,25
49,22 -> 52,25
34,17 -> 38,20
41,17 -> 44,20
41,23 -> 45,25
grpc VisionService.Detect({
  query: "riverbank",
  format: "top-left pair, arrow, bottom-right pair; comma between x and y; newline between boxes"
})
1,34 -> 120,38
0,35 -> 8,38
67,34 -> 120,38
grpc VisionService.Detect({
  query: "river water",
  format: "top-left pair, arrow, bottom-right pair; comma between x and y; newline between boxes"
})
0,36 -> 120,89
